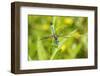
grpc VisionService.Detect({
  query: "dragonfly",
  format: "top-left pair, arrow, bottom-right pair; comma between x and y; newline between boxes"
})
40,17 -> 77,47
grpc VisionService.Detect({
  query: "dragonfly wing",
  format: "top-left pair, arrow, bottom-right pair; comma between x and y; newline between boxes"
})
40,35 -> 53,40
57,29 -> 78,38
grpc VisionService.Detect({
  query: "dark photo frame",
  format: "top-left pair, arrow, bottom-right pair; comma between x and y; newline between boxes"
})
11,2 -> 98,74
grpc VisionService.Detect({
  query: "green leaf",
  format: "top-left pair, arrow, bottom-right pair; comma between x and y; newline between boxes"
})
37,36 -> 48,60
28,37 -> 37,60
67,43 -> 82,59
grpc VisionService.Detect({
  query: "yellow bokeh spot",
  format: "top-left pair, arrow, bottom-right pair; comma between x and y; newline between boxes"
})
64,18 -> 73,25
42,24 -> 49,31
73,32 -> 81,39
61,44 -> 66,52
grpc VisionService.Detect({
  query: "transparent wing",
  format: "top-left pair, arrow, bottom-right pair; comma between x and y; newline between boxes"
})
57,29 -> 78,38
40,35 -> 54,40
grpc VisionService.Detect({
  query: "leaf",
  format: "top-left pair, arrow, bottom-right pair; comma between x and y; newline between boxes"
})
28,55 -> 32,61
28,37 -> 37,60
37,36 -> 48,60
66,43 -> 82,59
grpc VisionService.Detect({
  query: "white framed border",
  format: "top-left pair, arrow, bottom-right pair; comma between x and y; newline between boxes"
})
20,6 -> 95,70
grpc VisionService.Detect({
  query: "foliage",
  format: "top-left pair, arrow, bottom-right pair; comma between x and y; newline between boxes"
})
28,15 -> 88,60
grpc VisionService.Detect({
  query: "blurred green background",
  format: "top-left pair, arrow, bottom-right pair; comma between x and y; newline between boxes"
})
28,15 -> 88,60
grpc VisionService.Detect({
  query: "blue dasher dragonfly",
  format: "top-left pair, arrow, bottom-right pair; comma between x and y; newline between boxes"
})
40,17 -> 77,47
